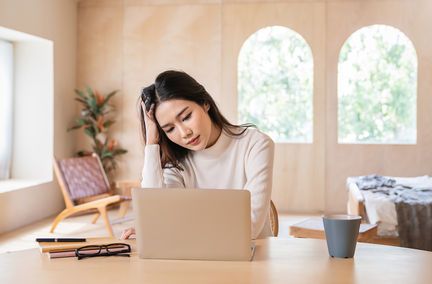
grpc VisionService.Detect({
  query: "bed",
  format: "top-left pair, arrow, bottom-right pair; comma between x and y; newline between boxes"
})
346,175 -> 432,250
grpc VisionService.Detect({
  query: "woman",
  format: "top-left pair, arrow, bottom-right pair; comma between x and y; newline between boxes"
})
121,70 -> 274,239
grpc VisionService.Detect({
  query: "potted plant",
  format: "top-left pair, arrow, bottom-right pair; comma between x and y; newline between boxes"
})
68,87 -> 127,181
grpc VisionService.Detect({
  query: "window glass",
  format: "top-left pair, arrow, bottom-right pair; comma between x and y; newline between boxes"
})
238,26 -> 314,143
338,25 -> 417,144
0,39 -> 13,180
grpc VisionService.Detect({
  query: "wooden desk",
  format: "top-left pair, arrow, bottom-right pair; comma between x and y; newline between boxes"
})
1,238 -> 431,283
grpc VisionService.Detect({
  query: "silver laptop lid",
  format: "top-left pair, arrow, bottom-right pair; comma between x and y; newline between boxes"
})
132,188 -> 252,261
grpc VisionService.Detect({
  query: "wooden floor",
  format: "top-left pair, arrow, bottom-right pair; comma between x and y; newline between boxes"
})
0,209 -> 318,254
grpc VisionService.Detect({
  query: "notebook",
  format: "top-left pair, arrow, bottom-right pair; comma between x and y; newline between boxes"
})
132,188 -> 254,261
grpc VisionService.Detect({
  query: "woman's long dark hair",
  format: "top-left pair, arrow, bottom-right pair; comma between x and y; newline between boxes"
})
139,70 -> 253,170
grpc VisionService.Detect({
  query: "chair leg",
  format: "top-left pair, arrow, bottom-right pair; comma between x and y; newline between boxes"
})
50,209 -> 74,233
99,207 -> 114,237
118,201 -> 130,218
91,212 -> 101,224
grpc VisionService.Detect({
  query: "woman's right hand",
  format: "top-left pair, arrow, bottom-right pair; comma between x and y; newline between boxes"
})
142,101 -> 159,145
120,227 -> 136,240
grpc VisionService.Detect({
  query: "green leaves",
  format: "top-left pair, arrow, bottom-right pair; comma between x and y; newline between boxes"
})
84,126 -> 97,138
74,89 -> 86,99
102,90 -> 117,107
338,25 -> 417,144
103,120 -> 115,128
67,118 -> 87,132
69,87 -> 127,178
113,149 -> 127,156
238,26 -> 313,143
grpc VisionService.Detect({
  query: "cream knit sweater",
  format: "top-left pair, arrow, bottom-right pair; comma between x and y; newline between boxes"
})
141,127 -> 275,239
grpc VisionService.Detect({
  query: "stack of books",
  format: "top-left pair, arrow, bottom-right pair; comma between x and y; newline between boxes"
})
37,237 -> 128,259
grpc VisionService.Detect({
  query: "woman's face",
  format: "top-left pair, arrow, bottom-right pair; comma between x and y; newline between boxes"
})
154,99 -> 220,151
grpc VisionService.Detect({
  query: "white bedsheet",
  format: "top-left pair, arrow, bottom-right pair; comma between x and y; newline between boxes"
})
356,175 -> 432,237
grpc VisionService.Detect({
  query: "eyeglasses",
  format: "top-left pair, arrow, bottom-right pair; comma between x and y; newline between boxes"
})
75,243 -> 131,260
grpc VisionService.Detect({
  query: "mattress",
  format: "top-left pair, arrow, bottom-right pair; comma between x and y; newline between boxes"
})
347,175 -> 432,237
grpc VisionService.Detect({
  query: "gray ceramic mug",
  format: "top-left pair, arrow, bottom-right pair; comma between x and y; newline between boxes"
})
322,215 -> 362,258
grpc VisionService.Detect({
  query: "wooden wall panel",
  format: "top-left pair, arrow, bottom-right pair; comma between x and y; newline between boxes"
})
77,0 -> 432,213
222,2 -> 326,212
325,0 -> 432,212
121,3 -> 222,179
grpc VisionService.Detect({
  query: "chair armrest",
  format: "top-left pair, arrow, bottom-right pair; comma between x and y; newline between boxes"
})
74,195 -> 123,210
115,180 -> 141,188
119,195 -> 132,201
115,180 -> 140,198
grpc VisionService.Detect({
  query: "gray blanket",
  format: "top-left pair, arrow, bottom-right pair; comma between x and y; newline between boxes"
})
354,175 -> 432,251
355,174 -> 397,190
396,201 -> 432,251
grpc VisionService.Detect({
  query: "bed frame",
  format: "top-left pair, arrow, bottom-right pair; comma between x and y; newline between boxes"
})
346,181 -> 400,246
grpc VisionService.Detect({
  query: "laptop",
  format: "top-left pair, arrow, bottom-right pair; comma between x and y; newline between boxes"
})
132,188 -> 254,261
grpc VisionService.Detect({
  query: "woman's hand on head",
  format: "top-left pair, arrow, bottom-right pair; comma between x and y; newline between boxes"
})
142,101 -> 159,145
120,227 -> 136,240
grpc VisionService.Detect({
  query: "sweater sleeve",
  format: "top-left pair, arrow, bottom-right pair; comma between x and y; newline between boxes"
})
244,133 -> 275,239
141,144 -> 185,188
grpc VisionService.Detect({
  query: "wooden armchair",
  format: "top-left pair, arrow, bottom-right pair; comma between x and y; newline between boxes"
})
270,200 -> 279,237
51,154 -> 130,237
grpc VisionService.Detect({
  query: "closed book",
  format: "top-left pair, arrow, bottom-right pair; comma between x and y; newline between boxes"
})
39,237 -> 118,253
48,250 -> 77,259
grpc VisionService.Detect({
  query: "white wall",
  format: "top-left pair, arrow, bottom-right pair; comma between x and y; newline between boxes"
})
0,0 -> 77,234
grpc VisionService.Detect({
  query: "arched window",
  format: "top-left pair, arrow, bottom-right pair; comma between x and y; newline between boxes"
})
238,26 -> 314,143
338,25 -> 417,144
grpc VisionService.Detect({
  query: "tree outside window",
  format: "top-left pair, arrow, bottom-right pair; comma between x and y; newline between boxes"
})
338,25 -> 417,144
238,26 -> 314,143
